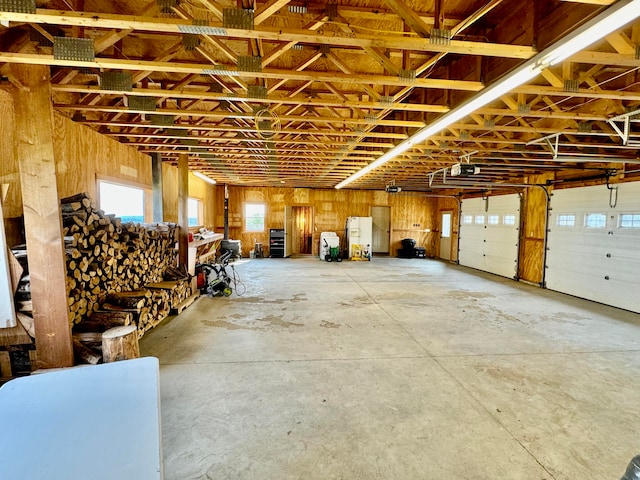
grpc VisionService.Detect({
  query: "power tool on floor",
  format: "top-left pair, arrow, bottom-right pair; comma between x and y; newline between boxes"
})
197,250 -> 234,296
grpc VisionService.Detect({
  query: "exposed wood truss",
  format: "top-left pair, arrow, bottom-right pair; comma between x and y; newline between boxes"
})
0,0 -> 639,190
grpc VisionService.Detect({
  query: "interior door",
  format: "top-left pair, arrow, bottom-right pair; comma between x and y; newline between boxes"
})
371,206 -> 390,253
440,212 -> 452,260
284,205 -> 293,258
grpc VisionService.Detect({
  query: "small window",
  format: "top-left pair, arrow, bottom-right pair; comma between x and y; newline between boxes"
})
620,213 -> 640,228
441,213 -> 451,238
245,203 -> 266,232
557,214 -> 576,227
188,198 -> 202,227
584,213 -> 606,228
475,215 -> 485,225
488,214 -> 499,225
98,180 -> 145,223
462,215 -> 473,224
503,214 -> 516,226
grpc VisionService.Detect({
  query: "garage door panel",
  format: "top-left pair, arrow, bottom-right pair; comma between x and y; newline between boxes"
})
459,195 -> 520,279
546,183 -> 640,313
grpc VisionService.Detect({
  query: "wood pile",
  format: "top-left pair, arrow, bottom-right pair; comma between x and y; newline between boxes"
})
61,192 -> 181,327
3,192 -> 199,369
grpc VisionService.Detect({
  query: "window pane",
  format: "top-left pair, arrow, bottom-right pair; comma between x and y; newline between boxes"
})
245,203 -> 265,232
475,215 -> 485,224
188,198 -> 201,227
488,214 -> 499,225
503,214 -> 516,226
585,213 -> 606,228
620,213 -> 640,228
99,181 -> 144,223
557,214 -> 576,227
441,213 -> 451,238
462,215 -> 472,224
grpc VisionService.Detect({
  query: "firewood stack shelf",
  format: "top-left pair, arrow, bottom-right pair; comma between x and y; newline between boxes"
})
3,192 -> 201,376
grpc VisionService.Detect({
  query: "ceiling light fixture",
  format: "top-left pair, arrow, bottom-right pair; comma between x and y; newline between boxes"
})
193,171 -> 216,184
335,0 -> 640,189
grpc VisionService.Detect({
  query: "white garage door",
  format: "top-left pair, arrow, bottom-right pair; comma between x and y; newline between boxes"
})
459,194 -> 520,279
546,182 -> 640,313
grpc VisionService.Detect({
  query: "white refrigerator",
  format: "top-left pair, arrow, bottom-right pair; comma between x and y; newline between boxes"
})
346,216 -> 373,260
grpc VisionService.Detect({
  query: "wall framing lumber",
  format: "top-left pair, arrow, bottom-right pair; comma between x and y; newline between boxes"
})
177,153 -> 189,268
10,64 -> 73,369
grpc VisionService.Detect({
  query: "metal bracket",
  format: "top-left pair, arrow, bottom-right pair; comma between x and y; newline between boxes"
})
53,37 -> 95,62
527,132 -> 561,159
237,56 -> 262,72
0,0 -> 35,13
247,85 -> 268,99
459,150 -> 478,163
430,29 -> 451,45
607,109 -> 640,146
126,95 -> 157,111
100,72 -> 132,92
223,8 -> 254,29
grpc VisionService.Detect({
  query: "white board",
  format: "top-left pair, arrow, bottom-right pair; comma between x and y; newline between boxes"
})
0,357 -> 164,480
459,194 -> 520,279
0,194 -> 16,329
546,182 -> 640,313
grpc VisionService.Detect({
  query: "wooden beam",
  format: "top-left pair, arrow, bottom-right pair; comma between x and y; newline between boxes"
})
52,84 -> 449,113
178,153 -> 189,269
605,31 -> 636,55
1,52 -> 485,91
10,64 -> 73,369
0,10 -> 536,59
151,153 -> 163,223
383,0 -> 432,38
560,0 -> 614,4
254,0 -> 291,26
56,104 -> 427,128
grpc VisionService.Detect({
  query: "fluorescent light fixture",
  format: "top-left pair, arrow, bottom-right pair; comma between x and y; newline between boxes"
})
335,0 -> 640,189
193,171 -> 216,184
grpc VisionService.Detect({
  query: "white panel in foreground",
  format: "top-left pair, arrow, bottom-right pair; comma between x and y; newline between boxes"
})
0,357 -> 163,480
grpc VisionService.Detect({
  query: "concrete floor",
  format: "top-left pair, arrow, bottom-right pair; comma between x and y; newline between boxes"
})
141,256 -> 640,480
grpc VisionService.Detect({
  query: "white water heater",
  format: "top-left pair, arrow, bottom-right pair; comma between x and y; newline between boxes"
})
346,216 -> 373,260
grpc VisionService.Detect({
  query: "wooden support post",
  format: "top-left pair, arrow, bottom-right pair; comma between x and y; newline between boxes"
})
151,152 -> 163,223
10,64 -> 74,369
177,153 -> 189,269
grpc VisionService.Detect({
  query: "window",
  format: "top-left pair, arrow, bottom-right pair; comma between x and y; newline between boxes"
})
503,214 -> 516,226
188,198 -> 202,227
475,215 -> 485,225
462,215 -> 473,224
585,213 -> 606,228
245,203 -> 266,232
441,213 -> 451,238
488,214 -> 499,225
557,214 -> 576,227
98,180 -> 145,223
620,213 -> 640,228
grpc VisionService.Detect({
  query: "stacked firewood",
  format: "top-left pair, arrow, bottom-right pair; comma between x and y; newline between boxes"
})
61,192 -> 181,327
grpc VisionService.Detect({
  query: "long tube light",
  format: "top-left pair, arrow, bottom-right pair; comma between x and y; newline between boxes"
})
335,0 -> 640,189
193,171 -> 217,184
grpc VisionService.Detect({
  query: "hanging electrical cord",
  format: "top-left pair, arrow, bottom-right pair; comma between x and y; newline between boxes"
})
227,263 -> 246,296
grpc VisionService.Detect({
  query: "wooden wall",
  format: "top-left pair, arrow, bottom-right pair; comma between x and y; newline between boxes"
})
161,164 -> 216,228
215,186 -> 438,257
1,106 -> 153,242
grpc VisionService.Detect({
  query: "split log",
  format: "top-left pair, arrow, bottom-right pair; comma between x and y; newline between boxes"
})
102,325 -> 139,363
73,339 -> 101,365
